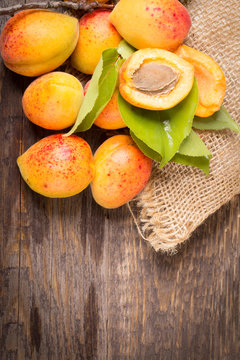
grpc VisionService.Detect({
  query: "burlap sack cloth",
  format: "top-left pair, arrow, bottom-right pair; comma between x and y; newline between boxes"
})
129,0 -> 240,253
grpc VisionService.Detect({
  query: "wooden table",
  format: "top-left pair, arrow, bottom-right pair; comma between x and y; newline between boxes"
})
1,4 -> 240,360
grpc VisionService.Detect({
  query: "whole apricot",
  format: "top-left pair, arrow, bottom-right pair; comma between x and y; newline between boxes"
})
22,72 -> 84,130
91,135 -> 152,209
0,10 -> 79,76
84,81 -> 126,129
175,45 -> 226,117
17,134 -> 94,198
110,0 -> 191,51
119,48 -> 194,110
71,10 -> 122,74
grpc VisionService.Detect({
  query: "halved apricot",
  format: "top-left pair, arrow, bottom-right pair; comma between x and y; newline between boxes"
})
175,45 -> 226,117
119,48 -> 194,110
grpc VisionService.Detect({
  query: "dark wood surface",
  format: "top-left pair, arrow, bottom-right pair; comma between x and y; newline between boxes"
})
0,4 -> 240,360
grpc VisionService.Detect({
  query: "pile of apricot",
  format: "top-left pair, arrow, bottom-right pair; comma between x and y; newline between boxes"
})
0,0 -> 226,208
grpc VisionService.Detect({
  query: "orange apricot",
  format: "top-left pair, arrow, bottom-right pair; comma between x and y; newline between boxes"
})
119,48 -> 194,110
110,0 -> 191,51
84,81 -> 126,129
71,10 -> 122,74
17,134 -> 94,198
175,45 -> 226,117
22,72 -> 84,130
0,10 -> 79,77
91,135 -> 152,209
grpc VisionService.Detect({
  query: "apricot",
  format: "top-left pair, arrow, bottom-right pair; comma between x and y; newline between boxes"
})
71,10 -> 122,74
119,48 -> 194,110
0,10 -> 79,76
110,0 -> 191,51
175,45 -> 226,117
91,135 -> 152,209
17,134 -> 94,198
84,81 -> 126,129
22,72 -> 84,130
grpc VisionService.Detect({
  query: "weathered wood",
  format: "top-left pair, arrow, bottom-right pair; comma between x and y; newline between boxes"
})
0,1 -> 114,16
0,2 -> 240,359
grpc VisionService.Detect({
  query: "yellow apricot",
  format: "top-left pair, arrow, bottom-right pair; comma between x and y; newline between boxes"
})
175,45 -> 226,117
91,135 -> 152,209
22,72 -> 84,130
110,0 -> 191,51
84,81 -> 126,129
71,10 -> 122,74
17,134 -> 94,198
119,48 -> 194,110
0,10 -> 79,76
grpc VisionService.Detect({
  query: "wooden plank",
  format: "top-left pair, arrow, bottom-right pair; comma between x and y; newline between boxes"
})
0,2 -> 23,357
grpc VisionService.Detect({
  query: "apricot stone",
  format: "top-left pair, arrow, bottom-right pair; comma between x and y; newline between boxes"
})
110,0 -> 191,51
84,81 -> 126,129
0,10 -> 79,76
91,135 -> 152,209
17,134 -> 94,198
22,72 -> 84,130
175,45 -> 226,117
119,48 -> 194,110
71,10 -> 122,74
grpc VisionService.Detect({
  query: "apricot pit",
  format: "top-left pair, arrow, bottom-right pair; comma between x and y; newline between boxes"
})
132,63 -> 179,95
119,48 -> 194,110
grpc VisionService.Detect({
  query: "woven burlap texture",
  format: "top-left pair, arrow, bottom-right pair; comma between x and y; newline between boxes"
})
130,0 -> 240,253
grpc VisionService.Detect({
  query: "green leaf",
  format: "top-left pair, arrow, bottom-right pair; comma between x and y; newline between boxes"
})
176,129 -> 212,157
65,48 -> 122,135
172,154 -> 210,176
117,40 -> 135,60
193,106 -> 240,133
131,129 -> 212,176
130,131 -> 162,162
172,130 -> 212,176
118,78 -> 198,166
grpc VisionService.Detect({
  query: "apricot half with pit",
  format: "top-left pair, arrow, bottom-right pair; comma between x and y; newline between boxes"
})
119,48 -> 194,110
91,135 -> 152,209
17,134 -> 94,198
175,45 -> 226,117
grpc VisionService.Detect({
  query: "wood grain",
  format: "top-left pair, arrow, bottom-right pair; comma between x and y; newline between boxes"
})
0,2 -> 240,359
